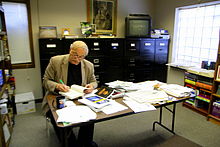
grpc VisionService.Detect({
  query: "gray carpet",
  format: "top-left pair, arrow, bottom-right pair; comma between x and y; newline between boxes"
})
157,135 -> 202,147
9,102 -> 220,147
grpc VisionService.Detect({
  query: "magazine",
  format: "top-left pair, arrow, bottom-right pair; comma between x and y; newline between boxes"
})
78,95 -> 111,109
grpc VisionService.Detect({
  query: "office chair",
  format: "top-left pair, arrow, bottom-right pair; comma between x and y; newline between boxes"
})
46,116 -> 51,137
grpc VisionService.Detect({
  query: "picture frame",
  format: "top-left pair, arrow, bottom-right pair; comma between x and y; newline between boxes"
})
39,26 -> 57,38
87,0 -> 117,35
216,65 -> 220,81
80,22 -> 92,37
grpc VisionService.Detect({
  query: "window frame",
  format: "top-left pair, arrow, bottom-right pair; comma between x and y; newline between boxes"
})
172,1 -> 220,68
3,0 -> 35,69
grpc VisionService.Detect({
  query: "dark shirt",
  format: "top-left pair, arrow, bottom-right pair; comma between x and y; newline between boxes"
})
67,62 -> 82,86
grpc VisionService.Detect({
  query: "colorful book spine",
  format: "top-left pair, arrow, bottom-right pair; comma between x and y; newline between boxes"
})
195,95 -> 210,103
195,82 -> 212,90
185,79 -> 196,85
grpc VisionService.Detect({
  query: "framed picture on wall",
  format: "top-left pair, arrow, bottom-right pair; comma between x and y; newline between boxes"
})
87,0 -> 117,35
39,26 -> 57,38
216,65 -> 220,81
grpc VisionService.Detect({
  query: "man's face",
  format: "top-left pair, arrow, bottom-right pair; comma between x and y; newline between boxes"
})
69,48 -> 86,65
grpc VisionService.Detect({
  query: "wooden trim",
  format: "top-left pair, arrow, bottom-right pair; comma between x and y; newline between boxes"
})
3,0 -> 35,69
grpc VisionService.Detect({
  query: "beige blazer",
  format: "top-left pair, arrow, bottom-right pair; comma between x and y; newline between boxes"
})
41,54 -> 98,114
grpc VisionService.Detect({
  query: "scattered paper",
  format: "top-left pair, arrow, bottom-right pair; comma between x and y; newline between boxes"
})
123,98 -> 156,113
101,101 -> 128,115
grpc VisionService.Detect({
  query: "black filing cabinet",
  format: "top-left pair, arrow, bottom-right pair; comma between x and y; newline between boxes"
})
124,38 -> 169,82
104,38 -> 124,83
154,39 -> 169,82
39,38 -> 64,78
39,38 -> 169,87
125,38 -> 157,82
124,38 -> 141,82
139,38 -> 155,81
85,39 -> 106,86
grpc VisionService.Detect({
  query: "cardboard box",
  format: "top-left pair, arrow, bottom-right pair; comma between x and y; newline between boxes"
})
15,92 -> 36,114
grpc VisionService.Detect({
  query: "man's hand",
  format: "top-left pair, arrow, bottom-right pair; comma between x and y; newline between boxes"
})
84,84 -> 94,94
56,83 -> 70,92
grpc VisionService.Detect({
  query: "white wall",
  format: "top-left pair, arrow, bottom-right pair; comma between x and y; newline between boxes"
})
14,0 -> 155,99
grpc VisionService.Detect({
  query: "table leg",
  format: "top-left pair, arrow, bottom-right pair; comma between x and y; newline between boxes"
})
153,103 -> 176,134
60,127 -> 75,147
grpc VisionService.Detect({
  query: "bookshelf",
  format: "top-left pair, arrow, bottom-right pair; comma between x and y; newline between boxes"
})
182,31 -> 220,125
183,71 -> 213,116
0,4 -> 15,147
207,32 -> 220,124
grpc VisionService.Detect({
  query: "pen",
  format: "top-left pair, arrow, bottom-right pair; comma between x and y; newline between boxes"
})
59,79 -> 65,85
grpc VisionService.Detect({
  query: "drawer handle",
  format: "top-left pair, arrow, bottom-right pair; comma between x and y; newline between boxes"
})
93,59 -> 100,63
93,48 -> 100,51
46,44 -> 56,48
160,43 -> 165,46
144,43 -> 151,46
94,65 -> 100,67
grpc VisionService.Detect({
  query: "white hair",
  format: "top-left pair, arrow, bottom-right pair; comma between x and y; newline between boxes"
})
70,41 -> 89,56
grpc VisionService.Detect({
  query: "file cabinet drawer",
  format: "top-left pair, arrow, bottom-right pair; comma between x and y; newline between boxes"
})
87,57 -> 105,71
155,39 -> 169,48
140,39 -> 155,55
105,39 -> 124,56
125,39 -> 140,56
86,39 -> 105,56
39,38 -> 64,57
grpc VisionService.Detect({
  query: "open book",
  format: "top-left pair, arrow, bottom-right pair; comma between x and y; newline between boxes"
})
59,84 -> 90,100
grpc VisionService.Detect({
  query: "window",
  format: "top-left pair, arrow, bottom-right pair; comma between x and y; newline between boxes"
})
2,0 -> 35,69
172,1 -> 220,68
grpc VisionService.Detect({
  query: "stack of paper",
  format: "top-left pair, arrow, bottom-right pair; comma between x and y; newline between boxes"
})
126,90 -> 169,103
56,106 -> 97,124
160,84 -> 194,97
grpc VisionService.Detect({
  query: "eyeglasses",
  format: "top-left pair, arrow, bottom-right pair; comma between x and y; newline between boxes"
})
70,52 -> 86,59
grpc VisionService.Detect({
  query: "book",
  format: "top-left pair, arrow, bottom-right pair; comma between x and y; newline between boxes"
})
184,79 -> 196,85
95,86 -> 115,99
195,82 -> 212,90
78,96 -> 111,109
59,84 -> 90,100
